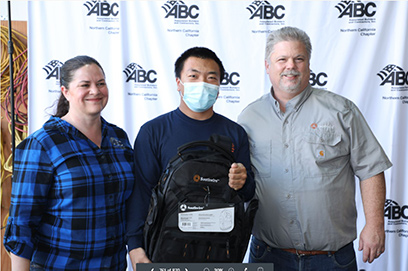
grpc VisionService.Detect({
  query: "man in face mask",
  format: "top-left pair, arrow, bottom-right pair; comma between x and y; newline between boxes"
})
126,47 -> 256,268
176,51 -> 223,118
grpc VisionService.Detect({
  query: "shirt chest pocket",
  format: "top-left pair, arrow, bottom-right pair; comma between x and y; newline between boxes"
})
300,132 -> 348,177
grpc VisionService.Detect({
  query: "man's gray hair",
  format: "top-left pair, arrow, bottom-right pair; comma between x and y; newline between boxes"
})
265,26 -> 312,63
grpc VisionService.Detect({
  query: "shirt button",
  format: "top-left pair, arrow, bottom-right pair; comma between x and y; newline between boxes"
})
284,143 -> 289,148
285,169 -> 289,173
286,194 -> 291,199
290,220 -> 295,224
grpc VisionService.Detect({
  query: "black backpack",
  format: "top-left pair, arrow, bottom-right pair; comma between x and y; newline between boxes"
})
143,134 -> 258,263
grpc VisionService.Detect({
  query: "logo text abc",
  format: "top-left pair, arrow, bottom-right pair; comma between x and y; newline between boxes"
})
385,204 -> 408,220
165,4 -> 199,19
381,71 -> 408,86
338,2 -> 376,18
250,5 -> 285,20
310,72 -> 327,87
126,70 -> 157,83
221,72 -> 240,86
87,2 -> 119,17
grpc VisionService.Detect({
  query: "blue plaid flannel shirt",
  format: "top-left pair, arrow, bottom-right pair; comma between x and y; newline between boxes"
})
3,116 -> 135,270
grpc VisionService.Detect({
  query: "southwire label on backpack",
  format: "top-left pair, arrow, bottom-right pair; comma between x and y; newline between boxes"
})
178,203 -> 234,232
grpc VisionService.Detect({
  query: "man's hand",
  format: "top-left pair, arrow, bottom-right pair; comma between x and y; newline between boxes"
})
359,172 -> 386,263
228,163 -> 247,190
359,224 -> 385,263
129,248 -> 151,270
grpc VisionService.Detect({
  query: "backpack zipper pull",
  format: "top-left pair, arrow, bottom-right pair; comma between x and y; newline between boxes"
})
226,239 -> 230,259
204,186 -> 211,205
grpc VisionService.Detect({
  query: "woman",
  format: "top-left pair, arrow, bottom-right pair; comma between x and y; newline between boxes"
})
3,55 -> 135,270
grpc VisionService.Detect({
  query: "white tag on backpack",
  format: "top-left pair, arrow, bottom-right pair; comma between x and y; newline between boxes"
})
178,203 -> 234,232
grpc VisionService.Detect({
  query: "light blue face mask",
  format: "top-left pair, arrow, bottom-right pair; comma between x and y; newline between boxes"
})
180,81 -> 219,112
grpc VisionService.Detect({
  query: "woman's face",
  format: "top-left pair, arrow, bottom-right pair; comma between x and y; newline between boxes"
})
62,63 -> 108,118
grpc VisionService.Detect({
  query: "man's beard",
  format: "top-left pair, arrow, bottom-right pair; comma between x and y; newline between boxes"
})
279,71 -> 302,94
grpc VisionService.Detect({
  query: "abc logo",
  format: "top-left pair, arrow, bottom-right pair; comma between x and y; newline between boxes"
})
221,72 -> 240,86
43,60 -> 63,80
338,2 -> 376,18
45,67 -> 60,80
87,2 -> 119,17
384,200 -> 408,220
250,5 -> 285,20
126,70 -> 157,83
165,4 -> 199,19
380,71 -> 408,86
309,72 -> 328,87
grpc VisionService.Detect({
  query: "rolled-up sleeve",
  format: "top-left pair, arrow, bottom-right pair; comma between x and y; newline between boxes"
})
3,137 -> 53,259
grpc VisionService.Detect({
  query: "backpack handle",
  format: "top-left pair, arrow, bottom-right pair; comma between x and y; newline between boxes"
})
177,140 -> 235,163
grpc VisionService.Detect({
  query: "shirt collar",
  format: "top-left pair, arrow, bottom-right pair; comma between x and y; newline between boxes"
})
269,84 -> 313,117
45,115 -> 108,140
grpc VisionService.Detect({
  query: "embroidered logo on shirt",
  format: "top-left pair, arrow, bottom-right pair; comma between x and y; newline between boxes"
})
311,122 -> 335,132
110,137 -> 125,149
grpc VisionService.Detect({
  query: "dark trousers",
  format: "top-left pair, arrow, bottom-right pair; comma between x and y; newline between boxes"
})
249,236 -> 357,271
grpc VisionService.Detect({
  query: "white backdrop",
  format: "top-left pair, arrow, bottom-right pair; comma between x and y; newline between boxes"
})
27,1 -> 407,270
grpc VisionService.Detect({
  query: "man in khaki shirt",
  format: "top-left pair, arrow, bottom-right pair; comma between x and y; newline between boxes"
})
238,26 -> 392,271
